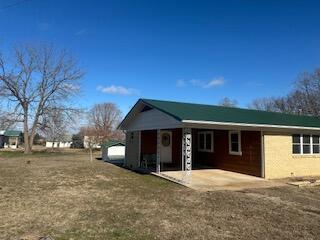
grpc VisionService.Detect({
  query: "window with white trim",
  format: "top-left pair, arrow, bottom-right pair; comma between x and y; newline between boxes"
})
198,131 -> 213,152
229,131 -> 242,155
303,135 -> 311,154
292,134 -> 320,154
292,134 -> 301,154
313,135 -> 320,154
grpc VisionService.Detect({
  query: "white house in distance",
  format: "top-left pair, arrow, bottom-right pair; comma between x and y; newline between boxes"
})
46,136 -> 72,148
101,140 -> 125,161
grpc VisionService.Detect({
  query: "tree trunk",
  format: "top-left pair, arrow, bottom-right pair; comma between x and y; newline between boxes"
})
89,146 -> 93,162
29,131 -> 36,152
23,134 -> 31,154
23,114 -> 31,154
51,138 -> 56,152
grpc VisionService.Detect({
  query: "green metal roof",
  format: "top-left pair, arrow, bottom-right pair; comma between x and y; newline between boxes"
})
141,99 -> 320,129
4,130 -> 21,137
101,140 -> 125,148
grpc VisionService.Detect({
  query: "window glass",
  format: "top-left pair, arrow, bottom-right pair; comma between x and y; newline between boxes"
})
313,145 -> 320,154
292,134 -> 300,144
229,131 -> 240,154
313,135 -> 320,154
303,145 -> 311,154
303,135 -> 311,144
199,133 -> 205,150
313,135 -> 319,144
231,142 -> 239,152
205,133 -> 211,150
231,133 -> 238,142
198,132 -> 213,152
302,135 -> 311,154
293,145 -> 301,154
292,135 -> 301,154
292,134 -> 320,155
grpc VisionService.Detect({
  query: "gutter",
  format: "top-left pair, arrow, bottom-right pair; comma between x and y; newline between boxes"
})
182,120 -> 320,131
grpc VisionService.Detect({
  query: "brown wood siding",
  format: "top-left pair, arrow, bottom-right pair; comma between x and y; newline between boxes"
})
141,129 -> 182,168
193,129 -> 262,177
171,128 -> 182,167
140,130 -> 157,155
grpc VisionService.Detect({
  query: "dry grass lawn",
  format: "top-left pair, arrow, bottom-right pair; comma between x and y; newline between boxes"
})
1,151 -> 320,240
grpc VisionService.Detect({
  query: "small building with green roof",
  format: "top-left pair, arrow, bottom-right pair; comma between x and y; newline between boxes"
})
118,98 -> 320,179
0,130 -> 22,149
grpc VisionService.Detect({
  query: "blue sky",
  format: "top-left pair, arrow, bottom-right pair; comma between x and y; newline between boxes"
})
1,0 -> 320,115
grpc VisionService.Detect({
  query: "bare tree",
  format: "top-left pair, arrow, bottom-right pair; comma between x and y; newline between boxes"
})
292,70 -> 320,116
80,126 -> 101,161
41,109 -> 68,150
0,110 -> 16,130
81,103 -> 123,161
249,68 -> 320,116
0,44 -> 83,153
248,97 -> 278,112
88,103 -> 123,141
218,97 -> 238,107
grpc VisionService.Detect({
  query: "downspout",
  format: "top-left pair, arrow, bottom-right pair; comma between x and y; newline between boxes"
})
261,131 -> 265,178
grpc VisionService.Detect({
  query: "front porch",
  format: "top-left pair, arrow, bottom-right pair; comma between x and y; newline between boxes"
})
139,128 -> 263,179
154,169 -> 283,191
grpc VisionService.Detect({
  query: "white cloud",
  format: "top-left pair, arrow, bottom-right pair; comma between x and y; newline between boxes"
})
97,85 -> 138,95
176,79 -> 186,87
190,79 -> 202,87
204,77 -> 225,88
177,77 -> 225,89
75,28 -> 87,36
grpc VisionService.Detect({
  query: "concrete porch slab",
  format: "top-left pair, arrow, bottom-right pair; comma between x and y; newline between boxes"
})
153,169 -> 285,191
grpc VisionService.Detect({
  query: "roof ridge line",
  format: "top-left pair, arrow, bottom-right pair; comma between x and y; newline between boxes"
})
141,98 -> 320,120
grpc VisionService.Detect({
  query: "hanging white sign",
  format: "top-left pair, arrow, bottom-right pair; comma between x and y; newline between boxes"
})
184,128 -> 192,175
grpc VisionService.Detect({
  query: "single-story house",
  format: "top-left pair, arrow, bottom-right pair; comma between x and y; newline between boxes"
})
46,136 -> 72,148
118,98 -> 320,179
83,136 -> 101,149
101,140 -> 125,161
0,130 -> 22,149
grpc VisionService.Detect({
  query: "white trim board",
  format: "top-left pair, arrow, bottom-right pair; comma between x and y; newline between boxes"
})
228,130 -> 242,155
182,120 -> 320,131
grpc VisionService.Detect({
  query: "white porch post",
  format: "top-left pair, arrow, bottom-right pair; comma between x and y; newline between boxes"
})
182,128 -> 192,179
156,129 -> 161,173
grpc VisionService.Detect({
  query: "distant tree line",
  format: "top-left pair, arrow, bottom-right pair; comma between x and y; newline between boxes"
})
218,97 -> 238,107
218,68 -> 320,117
249,69 -> 320,116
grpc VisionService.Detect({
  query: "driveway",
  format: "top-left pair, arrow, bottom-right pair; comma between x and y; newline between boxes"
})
156,169 -> 285,191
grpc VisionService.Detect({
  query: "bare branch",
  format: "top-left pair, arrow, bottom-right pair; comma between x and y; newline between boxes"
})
0,43 -> 84,153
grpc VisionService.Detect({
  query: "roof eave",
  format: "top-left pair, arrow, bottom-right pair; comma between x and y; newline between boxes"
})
182,120 -> 320,131
117,99 -> 144,130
